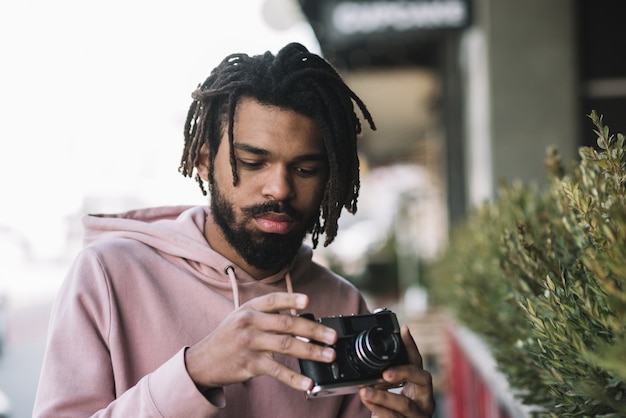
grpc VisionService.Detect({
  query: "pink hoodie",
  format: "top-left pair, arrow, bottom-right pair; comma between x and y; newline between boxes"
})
33,205 -> 371,417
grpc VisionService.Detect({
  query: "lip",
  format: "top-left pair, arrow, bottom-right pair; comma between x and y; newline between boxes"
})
254,213 -> 294,234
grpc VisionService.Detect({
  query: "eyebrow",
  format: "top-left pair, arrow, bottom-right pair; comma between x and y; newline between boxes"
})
233,142 -> 327,162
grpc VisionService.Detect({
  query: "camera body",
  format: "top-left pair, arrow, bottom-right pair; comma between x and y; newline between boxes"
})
298,308 -> 409,398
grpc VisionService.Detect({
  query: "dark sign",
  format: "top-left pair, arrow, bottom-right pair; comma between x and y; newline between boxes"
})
300,0 -> 471,68
323,0 -> 470,43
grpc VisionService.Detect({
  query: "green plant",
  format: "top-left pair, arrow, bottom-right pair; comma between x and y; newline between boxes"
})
423,112 -> 626,417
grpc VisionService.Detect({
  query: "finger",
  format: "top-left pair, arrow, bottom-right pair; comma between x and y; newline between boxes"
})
360,387 -> 425,418
381,326 -> 426,385
253,354 -> 315,392
246,329 -> 336,363
401,325 -> 423,368
232,308 -> 337,347
383,366 -> 433,389
361,386 -> 435,418
244,292 -> 309,313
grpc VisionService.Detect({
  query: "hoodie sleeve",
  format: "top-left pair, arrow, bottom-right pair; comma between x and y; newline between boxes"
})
33,248 -> 223,418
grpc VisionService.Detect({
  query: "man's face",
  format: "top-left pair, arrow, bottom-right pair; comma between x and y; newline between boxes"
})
201,97 -> 329,275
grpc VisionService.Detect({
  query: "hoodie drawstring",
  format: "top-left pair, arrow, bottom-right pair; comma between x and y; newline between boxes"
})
224,266 -> 296,315
284,271 -> 296,316
225,266 -> 240,309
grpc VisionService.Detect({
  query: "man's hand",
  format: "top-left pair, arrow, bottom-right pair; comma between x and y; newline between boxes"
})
184,292 -> 337,392
359,325 -> 435,418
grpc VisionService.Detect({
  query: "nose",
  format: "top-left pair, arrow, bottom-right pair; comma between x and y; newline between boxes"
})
262,165 -> 294,201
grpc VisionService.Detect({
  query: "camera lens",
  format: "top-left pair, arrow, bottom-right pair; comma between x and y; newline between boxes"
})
354,326 -> 400,372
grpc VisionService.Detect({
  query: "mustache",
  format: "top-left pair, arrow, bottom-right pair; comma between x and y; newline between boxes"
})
242,201 -> 303,221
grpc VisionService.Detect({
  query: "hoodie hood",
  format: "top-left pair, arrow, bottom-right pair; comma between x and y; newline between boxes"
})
82,205 -> 314,291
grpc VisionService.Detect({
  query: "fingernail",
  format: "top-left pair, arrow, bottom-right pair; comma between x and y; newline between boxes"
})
360,387 -> 373,399
321,347 -> 335,361
323,329 -> 337,343
295,294 -> 307,309
300,377 -> 313,391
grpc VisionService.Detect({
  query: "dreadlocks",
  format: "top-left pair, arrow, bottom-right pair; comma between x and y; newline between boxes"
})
178,42 -> 375,248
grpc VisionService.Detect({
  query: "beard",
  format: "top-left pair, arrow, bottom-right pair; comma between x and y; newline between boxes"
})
209,183 -> 318,272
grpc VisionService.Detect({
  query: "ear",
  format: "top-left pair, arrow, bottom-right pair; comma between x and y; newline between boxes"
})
196,143 -> 210,182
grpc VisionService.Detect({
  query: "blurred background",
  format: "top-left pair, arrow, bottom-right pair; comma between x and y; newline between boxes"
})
1,0 -> 625,417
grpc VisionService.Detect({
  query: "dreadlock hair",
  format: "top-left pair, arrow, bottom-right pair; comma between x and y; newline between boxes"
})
178,42 -> 376,248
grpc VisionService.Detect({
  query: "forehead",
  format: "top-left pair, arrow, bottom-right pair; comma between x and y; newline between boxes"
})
228,96 -> 325,155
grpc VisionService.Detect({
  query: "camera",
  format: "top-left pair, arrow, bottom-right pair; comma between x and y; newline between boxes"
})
298,308 -> 409,398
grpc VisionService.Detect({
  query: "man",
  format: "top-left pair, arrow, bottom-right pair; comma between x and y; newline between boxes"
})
34,43 -> 435,417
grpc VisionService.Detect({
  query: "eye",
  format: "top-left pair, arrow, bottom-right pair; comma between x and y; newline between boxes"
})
294,166 -> 320,177
237,159 -> 264,170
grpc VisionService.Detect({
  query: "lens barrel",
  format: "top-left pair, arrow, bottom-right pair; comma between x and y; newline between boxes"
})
354,326 -> 400,372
